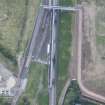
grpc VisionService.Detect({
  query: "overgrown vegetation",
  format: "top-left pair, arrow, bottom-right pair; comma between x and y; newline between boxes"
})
96,36 -> 105,45
18,63 -> 48,105
64,81 -> 97,105
0,97 -> 11,105
0,0 -> 40,73
0,44 -> 17,65
64,81 -> 80,105
60,0 -> 74,6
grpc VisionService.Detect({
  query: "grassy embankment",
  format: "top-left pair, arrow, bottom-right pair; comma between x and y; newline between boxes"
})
0,97 -> 11,105
96,36 -> 105,45
57,0 -> 76,101
58,0 -> 100,105
0,0 -> 40,73
18,63 -> 48,105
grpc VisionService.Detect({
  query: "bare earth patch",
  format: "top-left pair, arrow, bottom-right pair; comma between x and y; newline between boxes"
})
81,0 -> 105,97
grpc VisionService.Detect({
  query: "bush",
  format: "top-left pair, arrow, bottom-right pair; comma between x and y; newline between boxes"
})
0,44 -> 17,65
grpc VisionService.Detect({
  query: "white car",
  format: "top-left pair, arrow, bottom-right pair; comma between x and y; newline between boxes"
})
47,44 -> 50,55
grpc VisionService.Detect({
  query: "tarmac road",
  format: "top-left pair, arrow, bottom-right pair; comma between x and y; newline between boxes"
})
32,10 -> 51,62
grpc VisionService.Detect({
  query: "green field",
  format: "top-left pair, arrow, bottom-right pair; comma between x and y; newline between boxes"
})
18,63 -> 48,105
57,11 -> 72,97
96,36 -> 105,45
57,0 -> 76,102
0,97 -> 11,105
0,0 -> 40,73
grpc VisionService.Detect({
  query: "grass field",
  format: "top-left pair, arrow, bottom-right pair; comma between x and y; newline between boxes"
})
0,97 -> 12,105
96,0 -> 105,45
57,0 -> 76,103
57,11 -> 72,97
96,36 -> 105,44
18,63 -> 48,105
0,0 -> 40,73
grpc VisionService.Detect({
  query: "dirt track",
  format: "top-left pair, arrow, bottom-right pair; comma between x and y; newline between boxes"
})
76,5 -> 105,103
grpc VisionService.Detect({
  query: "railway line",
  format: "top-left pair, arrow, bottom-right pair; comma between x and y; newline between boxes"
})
11,0 -> 52,104
11,0 -> 105,105
32,10 -> 51,61
47,3 -> 105,105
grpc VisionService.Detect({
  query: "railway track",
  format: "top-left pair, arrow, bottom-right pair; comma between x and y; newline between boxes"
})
11,0 -> 52,105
